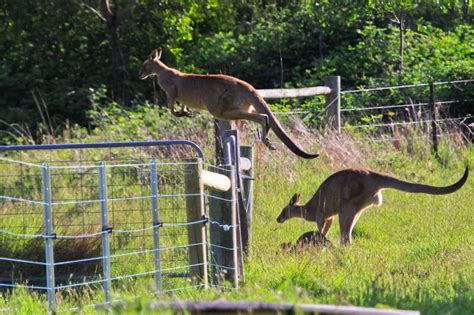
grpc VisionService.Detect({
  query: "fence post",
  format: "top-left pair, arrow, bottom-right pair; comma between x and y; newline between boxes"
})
324,76 -> 341,132
223,130 -> 249,254
214,119 -> 234,165
42,163 -> 56,313
209,163 -> 239,288
98,161 -> 112,304
184,158 -> 208,287
240,146 -> 254,252
429,82 -> 439,157
223,131 -> 246,280
149,159 -> 162,291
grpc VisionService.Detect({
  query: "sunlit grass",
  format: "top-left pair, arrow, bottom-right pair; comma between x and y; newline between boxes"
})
0,123 -> 472,314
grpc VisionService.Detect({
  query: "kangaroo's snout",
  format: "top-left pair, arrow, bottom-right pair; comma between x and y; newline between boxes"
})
276,210 -> 287,223
138,68 -> 147,80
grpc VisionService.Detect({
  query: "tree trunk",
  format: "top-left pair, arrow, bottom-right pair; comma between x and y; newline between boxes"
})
399,13 -> 404,74
101,0 -> 123,103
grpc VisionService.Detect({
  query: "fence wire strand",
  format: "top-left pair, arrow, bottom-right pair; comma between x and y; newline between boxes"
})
0,155 -> 238,311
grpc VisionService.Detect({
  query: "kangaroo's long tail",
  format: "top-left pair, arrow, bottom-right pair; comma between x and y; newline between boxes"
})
249,93 -> 319,159
379,166 -> 469,195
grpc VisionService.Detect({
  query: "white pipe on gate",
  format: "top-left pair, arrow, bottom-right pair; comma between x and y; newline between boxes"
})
240,157 -> 251,171
202,170 -> 231,192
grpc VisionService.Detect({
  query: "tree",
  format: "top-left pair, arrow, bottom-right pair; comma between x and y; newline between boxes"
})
82,0 -> 124,103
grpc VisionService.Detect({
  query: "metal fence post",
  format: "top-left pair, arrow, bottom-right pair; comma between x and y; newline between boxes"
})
240,146 -> 254,253
42,163 -> 56,313
223,132 -> 246,280
98,161 -> 112,304
149,159 -> 162,290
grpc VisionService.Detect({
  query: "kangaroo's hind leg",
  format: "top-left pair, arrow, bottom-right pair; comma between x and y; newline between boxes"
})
338,204 -> 360,245
219,108 -> 275,150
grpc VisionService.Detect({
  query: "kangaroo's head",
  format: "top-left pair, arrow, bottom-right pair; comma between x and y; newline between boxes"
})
276,193 -> 302,223
138,48 -> 162,80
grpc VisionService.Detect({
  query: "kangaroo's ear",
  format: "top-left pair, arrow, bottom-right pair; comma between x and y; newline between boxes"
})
149,48 -> 162,61
153,48 -> 162,60
290,193 -> 300,205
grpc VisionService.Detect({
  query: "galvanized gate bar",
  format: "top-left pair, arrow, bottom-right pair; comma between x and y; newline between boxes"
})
0,140 -> 204,158
149,159 -> 162,290
42,163 -> 56,313
98,161 -> 112,303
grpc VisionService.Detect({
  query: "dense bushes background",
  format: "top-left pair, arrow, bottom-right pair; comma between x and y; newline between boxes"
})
0,1 -> 472,140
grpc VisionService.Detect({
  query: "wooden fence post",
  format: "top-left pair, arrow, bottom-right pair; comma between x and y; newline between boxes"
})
324,76 -> 341,132
184,158 -> 208,287
429,82 -> 439,157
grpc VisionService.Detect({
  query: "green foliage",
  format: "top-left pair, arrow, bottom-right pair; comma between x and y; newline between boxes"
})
1,1 -> 472,141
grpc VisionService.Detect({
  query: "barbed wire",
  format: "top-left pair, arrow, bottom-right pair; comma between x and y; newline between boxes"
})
345,116 -> 468,129
341,79 -> 474,94
340,100 -> 462,112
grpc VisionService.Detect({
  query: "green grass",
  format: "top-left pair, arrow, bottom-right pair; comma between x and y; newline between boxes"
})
0,125 -> 473,314
243,135 -> 473,314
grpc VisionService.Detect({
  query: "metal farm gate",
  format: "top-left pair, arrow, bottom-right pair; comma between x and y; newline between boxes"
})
0,139 -> 246,312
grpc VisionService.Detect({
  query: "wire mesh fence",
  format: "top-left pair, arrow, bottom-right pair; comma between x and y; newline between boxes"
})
269,79 -> 473,144
0,140 -> 242,312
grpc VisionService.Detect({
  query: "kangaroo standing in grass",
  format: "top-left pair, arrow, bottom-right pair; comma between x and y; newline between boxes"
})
276,167 -> 469,244
138,48 -> 318,159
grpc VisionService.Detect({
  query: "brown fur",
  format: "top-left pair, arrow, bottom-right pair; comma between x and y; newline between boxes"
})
277,167 -> 469,244
138,48 -> 318,159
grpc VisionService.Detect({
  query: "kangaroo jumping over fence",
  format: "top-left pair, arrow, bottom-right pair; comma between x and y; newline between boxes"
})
276,167 -> 469,244
138,48 -> 318,159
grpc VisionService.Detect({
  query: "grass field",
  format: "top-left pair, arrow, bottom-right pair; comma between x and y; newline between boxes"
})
244,136 -> 473,315
0,126 -> 472,314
